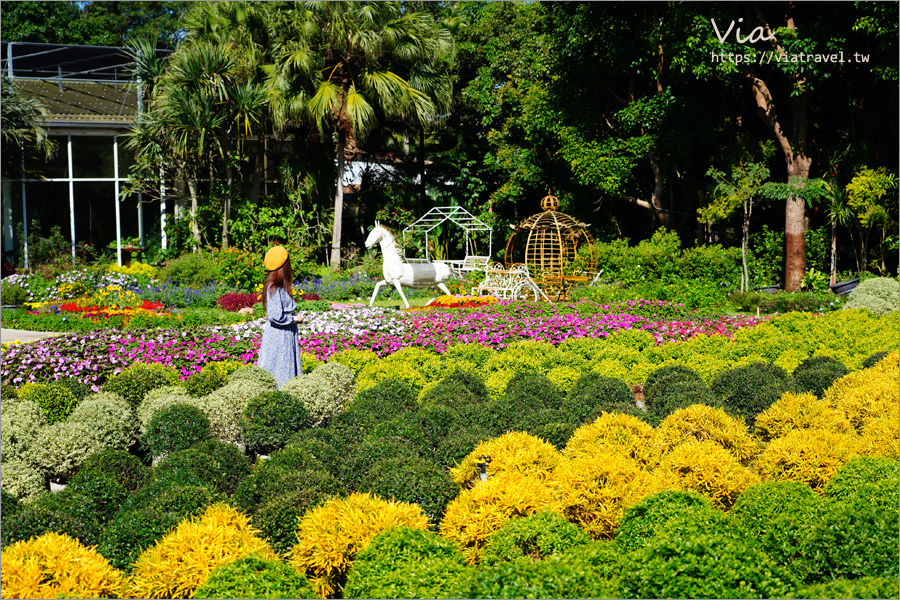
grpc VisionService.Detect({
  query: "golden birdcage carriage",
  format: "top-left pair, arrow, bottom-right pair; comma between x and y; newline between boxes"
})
504,191 -> 597,300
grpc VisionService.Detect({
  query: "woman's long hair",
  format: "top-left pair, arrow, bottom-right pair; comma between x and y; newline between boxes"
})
262,257 -> 293,308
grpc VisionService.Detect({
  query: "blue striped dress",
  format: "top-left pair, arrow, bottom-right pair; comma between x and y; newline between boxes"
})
256,286 -> 303,388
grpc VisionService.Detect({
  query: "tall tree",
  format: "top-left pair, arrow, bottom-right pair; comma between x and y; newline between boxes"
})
266,1 -> 454,270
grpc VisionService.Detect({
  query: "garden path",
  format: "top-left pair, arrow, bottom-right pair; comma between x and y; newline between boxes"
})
1,329 -> 60,344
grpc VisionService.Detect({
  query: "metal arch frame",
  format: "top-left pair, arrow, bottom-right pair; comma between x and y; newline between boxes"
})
401,206 -> 493,263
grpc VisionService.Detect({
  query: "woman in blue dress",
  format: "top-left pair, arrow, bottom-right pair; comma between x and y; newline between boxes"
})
257,246 -> 303,388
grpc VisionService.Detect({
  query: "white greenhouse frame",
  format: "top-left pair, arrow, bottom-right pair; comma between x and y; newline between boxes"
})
401,206 -> 493,271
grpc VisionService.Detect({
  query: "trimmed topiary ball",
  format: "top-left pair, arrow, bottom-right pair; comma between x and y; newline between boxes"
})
481,511 -> 591,565
252,478 -> 345,556
823,456 -> 899,503
711,362 -> 796,426
182,367 -> 227,397
345,378 -> 419,428
152,439 -> 251,496
241,390 -> 311,455
228,364 -> 278,389
643,364 -> 720,420
16,382 -> 78,425
615,490 -> 717,552
103,362 -> 177,407
344,526 -> 469,600
343,435 -> 423,491
67,394 -> 138,450
68,449 -> 148,493
30,420 -> 132,483
0,459 -> 46,505
1,489 -> 101,547
141,402 -> 212,456
97,507 -> 179,573
843,277 -> 899,316
787,576 -> 900,599
793,355 -> 849,398
1,399 -> 46,463
434,426 -> 495,470
193,553 -> 317,599
454,555 -> 614,599
861,350 -> 891,369
359,455 -> 459,524
563,374 -> 639,424
123,482 -> 226,523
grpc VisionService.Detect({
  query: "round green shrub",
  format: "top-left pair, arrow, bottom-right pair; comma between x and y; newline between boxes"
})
728,481 -> 822,576
792,356 -> 849,398
53,377 -> 92,401
201,378 -> 271,445
344,526 -> 468,600
182,367 -> 227,397
67,394 -> 137,450
1,399 -> 46,463
103,362 -> 177,407
454,556 -> 613,599
563,374 -> 637,423
193,553 -> 317,599
30,419 -> 130,482
241,390 -> 311,455
158,251 -> 217,286
287,427 -> 351,479
439,370 -> 490,401
823,456 -> 899,504
1,489 -> 22,525
420,372 -> 490,421
287,361 -> 357,426
843,277 -> 900,315
136,385 -> 192,432
617,532 -> 797,599
345,378 -> 419,428
1,383 -> 18,399
711,362 -> 795,426
643,365 -> 721,420
140,403 -> 212,456
359,455 -> 458,524
152,439 -> 251,496
0,459 -> 46,504
1,490 -> 98,547
556,539 -> 623,579
615,490 -> 718,552
228,364 -> 278,389
343,435 -> 422,491
139,483 -> 226,521
862,350 -> 891,369
787,576 -> 899,599
64,472 -> 129,523
797,498 -> 899,583
434,427 -> 494,470
252,480 -> 344,556
527,420 -> 577,450
503,372 -> 563,411
482,511 -> 591,565
17,383 -> 78,425
68,449 -> 149,493
97,508 -> 178,573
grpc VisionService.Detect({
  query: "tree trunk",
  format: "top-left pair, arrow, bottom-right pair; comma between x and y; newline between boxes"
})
250,134 -> 265,205
330,132 -> 346,270
829,219 -> 837,285
222,166 -> 232,249
742,198 -> 751,292
189,180 -> 201,248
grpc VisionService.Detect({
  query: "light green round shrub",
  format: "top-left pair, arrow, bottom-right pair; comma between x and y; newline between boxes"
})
200,378 -> 270,444
615,490 -> 718,552
193,554 -> 317,599
823,456 -> 899,503
228,364 -> 278,389
137,385 -> 192,432
1,459 -> 46,504
1,399 -> 46,463
68,394 -> 137,449
17,383 -> 78,425
787,576 -> 899,599
481,511 -> 591,565
844,277 -> 899,316
102,362 -> 178,407
182,367 -> 227,397
30,420 -> 131,482
282,362 -> 356,427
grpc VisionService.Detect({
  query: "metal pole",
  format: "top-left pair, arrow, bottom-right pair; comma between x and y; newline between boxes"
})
160,168 -> 167,250
20,142 -> 29,270
114,137 -> 122,267
67,136 -> 76,263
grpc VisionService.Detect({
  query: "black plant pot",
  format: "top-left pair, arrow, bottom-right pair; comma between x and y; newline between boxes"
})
757,285 -> 780,294
829,277 -> 860,296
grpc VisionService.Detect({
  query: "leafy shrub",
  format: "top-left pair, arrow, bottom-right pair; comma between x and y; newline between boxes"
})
441,473 -> 559,564
252,477 -> 345,555
345,378 -> 419,428
158,251 -> 218,287
330,348 -> 380,375
859,407 -> 900,459
182,367 -> 227,397
792,355 -> 849,398
450,432 -> 560,489
844,277 -> 899,315
787,577 -> 900,600
0,459 -> 46,504
141,403 -> 212,456
1,399 -> 46,463
287,492 -> 429,598
200,378 -> 270,444
728,481 -> 822,576
97,508 -> 179,573
227,364 -> 278,389
65,473 -> 130,525
30,420 -> 131,482
344,435 -> 423,491
1,488 -> 22,523
434,426 -> 495,470
563,412 -> 655,464
208,246 -> 266,291
344,526 -> 468,600
658,439 -> 759,509
136,385 -> 192,432
216,292 -> 261,312
754,391 -> 852,441
67,393 -> 137,450
862,350 -> 891,369
16,382 -> 78,425
1,489 -> 101,547
519,415 -> 577,450
755,428 -> 861,492
193,553 -> 317,600
103,362 -> 178,407
122,481 -> 226,523
823,456 -> 899,503
824,356 -> 899,431
562,374 -> 639,424
454,554 -> 614,599
730,289 -> 845,314
481,511 -> 590,565
0,531 -> 125,599
360,455 -> 459,524
652,404 -> 758,465
642,364 -> 721,420
282,362 -> 356,427
53,377 -> 92,401
127,503 -> 277,599
241,390 -> 311,455
617,531 -> 797,599
68,449 -> 148,493
151,440 -> 251,497
614,490 -> 716,552
490,373 -> 562,431
711,362 -> 796,426
233,446 -> 342,514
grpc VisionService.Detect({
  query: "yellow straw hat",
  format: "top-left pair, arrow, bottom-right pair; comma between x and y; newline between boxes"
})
264,246 -> 288,271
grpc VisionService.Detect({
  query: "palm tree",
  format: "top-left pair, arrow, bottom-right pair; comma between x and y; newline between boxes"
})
267,1 -> 454,269
1,75 -> 56,179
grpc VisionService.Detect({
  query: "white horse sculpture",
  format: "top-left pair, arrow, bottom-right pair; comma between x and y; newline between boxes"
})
365,222 -> 454,309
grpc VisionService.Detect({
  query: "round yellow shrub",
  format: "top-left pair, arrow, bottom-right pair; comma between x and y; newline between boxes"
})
754,391 -> 852,442
1,531 -> 125,599
754,428 -> 862,493
450,431 -> 561,488
127,503 -> 277,599
657,439 -> 759,509
858,405 -> 899,460
441,473 -> 558,564
551,451 -> 664,539
652,404 -> 759,465
287,492 -> 428,598
485,369 -> 516,400
825,356 -> 899,431
564,412 -> 655,465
